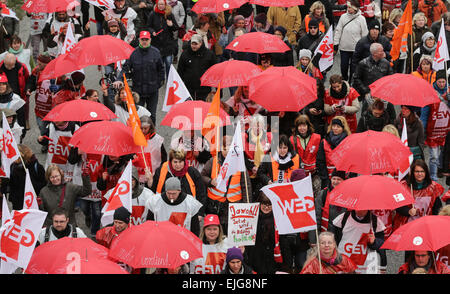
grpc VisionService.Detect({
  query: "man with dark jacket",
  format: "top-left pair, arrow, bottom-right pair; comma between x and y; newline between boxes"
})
177,34 -> 217,101
356,98 -> 393,132
351,20 -> 392,75
296,19 -> 324,55
115,30 -> 165,123
352,42 -> 394,115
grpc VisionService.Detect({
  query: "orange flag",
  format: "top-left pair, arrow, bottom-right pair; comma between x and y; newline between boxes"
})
123,75 -> 147,147
390,0 -> 412,61
202,85 -> 222,155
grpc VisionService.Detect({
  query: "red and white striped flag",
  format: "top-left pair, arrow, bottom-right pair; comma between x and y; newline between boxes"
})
85,0 -> 115,10
61,23 -> 76,55
1,112 -> 20,178
314,26 -> 334,72
433,19 -> 450,71
162,65 -> 191,112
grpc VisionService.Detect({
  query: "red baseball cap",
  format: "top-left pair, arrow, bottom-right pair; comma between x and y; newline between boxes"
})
139,31 -> 151,39
0,74 -> 8,83
204,214 -> 220,227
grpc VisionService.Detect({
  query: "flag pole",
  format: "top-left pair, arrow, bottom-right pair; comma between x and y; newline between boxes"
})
315,227 -> 322,274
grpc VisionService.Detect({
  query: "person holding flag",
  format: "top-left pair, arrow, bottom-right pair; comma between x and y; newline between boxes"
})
394,105 -> 425,160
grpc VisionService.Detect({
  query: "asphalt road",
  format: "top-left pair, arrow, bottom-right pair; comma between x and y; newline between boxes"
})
14,8 -> 448,274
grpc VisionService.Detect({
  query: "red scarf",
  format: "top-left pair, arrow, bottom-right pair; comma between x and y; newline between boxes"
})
155,1 -> 166,14
169,160 -> 189,177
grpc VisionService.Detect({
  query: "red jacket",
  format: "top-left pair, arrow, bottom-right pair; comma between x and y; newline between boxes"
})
300,253 -> 357,274
398,259 -> 450,274
290,133 -> 321,174
95,226 -> 120,249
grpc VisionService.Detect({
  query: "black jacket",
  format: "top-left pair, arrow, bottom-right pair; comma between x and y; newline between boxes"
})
351,34 -> 392,73
146,10 -> 179,57
356,109 -> 391,133
352,56 -> 394,97
177,42 -> 217,100
119,45 -> 165,95
271,40 -> 295,67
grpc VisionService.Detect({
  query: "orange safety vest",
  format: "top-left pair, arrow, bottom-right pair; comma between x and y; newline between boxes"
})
271,154 -> 300,183
156,162 -> 196,197
207,157 -> 242,203
304,15 -> 326,34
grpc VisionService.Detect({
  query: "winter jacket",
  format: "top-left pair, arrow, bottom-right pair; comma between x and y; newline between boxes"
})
266,6 -> 302,46
39,174 -> 92,227
351,34 -> 392,73
220,262 -> 255,274
352,55 -> 394,97
146,7 -> 179,57
177,42 -> 216,100
126,0 -> 154,32
394,113 -> 425,150
333,10 -> 368,52
398,259 -> 450,274
296,31 -> 323,54
300,251 -> 357,274
418,0 -> 447,27
119,45 -> 165,95
356,108 -> 391,132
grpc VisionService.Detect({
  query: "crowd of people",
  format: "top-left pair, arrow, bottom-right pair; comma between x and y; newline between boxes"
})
0,0 -> 449,275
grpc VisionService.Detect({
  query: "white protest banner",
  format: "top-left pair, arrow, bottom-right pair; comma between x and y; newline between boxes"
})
314,25 -> 333,71
162,65 -> 191,112
227,202 -> 259,246
0,209 -> 47,270
1,112 -> 20,178
261,175 -> 316,235
23,170 -> 39,210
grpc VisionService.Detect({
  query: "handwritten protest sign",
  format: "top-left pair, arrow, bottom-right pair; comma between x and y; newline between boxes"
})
228,203 -> 259,246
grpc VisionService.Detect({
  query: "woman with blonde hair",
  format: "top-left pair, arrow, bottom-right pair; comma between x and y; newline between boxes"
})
388,8 -> 403,27
382,124 -> 400,138
300,231 -> 357,274
300,1 -> 331,36
316,116 -> 351,189
411,12 -> 430,51
39,163 -> 92,227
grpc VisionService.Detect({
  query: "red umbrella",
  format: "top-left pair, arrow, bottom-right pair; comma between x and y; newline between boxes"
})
200,60 -> 262,88
39,35 -> 134,81
26,237 -> 128,274
38,53 -> 80,82
43,99 -> 117,122
247,66 -> 317,111
108,221 -> 203,269
369,73 -> 440,107
250,0 -> 304,6
330,131 -> 413,175
328,175 -> 415,210
69,121 -> 141,157
22,0 -> 80,13
381,215 -> 450,251
160,100 -> 231,130
192,0 -> 249,13
226,32 -> 291,53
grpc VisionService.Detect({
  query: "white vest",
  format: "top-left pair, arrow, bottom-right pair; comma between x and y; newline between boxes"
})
103,8 -> 137,43
0,93 -> 25,112
146,193 -> 202,231
137,134 -> 164,182
190,238 -> 231,274
131,187 -> 154,226
333,213 -> 385,274
45,123 -> 79,183
113,104 -> 151,126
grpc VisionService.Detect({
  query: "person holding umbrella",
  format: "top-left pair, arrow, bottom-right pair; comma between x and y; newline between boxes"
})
398,250 -> 450,274
51,71 -> 86,108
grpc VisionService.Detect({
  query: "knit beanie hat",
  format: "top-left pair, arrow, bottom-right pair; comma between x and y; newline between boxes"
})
368,19 -> 381,30
275,26 -> 287,38
421,31 -> 435,43
331,169 -> 346,180
226,247 -> 243,263
165,177 -> 181,191
113,206 -> 131,224
299,49 -> 312,60
436,69 -> 447,81
308,18 -> 319,28
290,168 -> 307,182
70,71 -> 85,85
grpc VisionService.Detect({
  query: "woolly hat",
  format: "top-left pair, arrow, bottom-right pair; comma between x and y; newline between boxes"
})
290,168 -> 307,182
308,18 -> 319,28
254,13 -> 267,25
37,52 -> 52,64
331,169 -> 346,180
419,54 -> 433,66
226,247 -> 243,263
191,34 -> 203,44
421,31 -> 435,43
70,71 -> 85,85
108,19 -> 119,27
436,69 -> 447,81
0,74 -> 8,83
274,26 -> 287,38
299,49 -> 312,60
165,177 -> 181,191
368,20 -> 381,30
331,118 -> 344,128
113,206 -> 131,224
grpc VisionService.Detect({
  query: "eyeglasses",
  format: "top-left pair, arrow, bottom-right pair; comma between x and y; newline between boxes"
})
49,175 -> 61,179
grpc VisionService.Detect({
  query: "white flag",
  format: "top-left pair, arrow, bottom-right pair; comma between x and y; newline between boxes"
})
215,120 -> 246,191
261,175 -> 316,235
1,7 -> 18,21
398,118 -> 413,181
314,26 -> 334,72
1,112 -> 20,178
0,197 -> 17,274
0,209 -> 47,270
101,160 -> 133,227
162,65 -> 191,112
61,23 -> 76,55
23,170 -> 39,210
433,19 -> 450,71
85,0 -> 115,10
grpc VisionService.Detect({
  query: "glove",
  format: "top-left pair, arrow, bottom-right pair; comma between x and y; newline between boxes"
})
49,79 -> 61,93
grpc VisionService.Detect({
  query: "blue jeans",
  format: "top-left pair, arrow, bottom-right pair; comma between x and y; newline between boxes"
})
429,146 -> 443,181
340,50 -> 354,82
79,199 -> 102,236
162,55 -> 173,79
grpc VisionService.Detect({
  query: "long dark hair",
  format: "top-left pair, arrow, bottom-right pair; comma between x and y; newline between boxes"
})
407,159 -> 432,188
